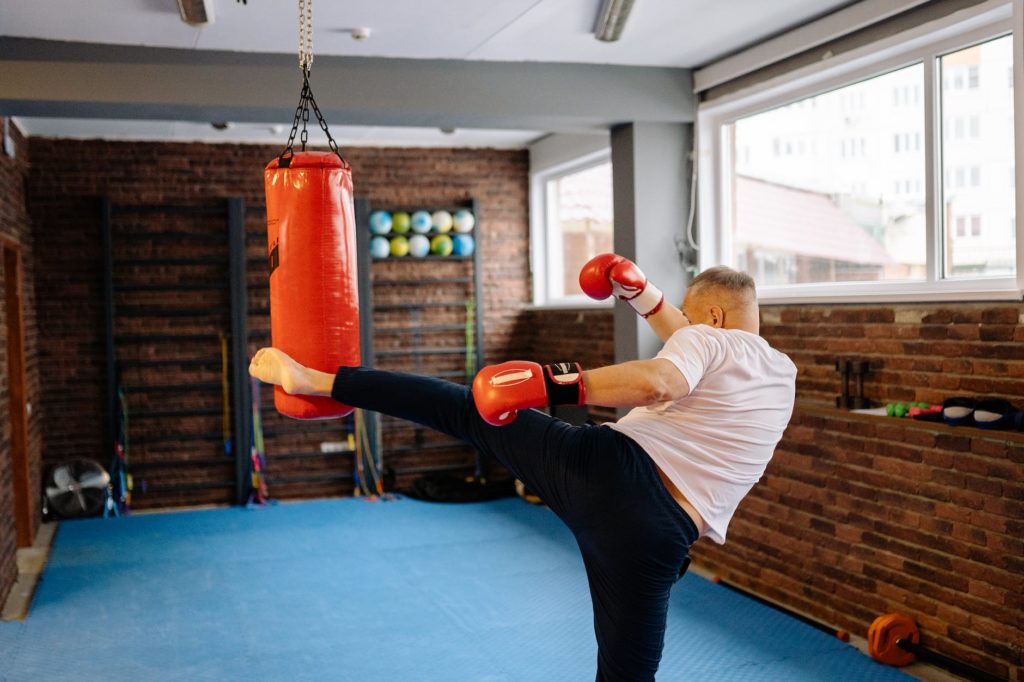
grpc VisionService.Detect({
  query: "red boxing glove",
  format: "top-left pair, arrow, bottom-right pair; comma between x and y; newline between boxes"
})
472,361 -> 585,426
578,253 -> 623,300
578,253 -> 664,318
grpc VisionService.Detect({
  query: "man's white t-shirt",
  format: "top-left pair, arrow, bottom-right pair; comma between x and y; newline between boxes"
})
609,325 -> 797,544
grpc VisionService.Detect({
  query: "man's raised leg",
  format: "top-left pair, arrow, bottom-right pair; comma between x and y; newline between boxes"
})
249,348 -> 590,525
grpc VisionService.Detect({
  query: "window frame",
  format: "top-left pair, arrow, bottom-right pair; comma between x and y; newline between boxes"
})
529,149 -> 614,308
696,0 -> 1023,303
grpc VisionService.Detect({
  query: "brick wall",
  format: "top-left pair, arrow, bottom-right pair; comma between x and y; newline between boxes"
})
349,148 -> 532,362
519,307 -> 616,421
694,302 -> 1024,680
0,119 -> 42,607
0,217 -> 8,608
763,303 -> 1024,408
27,139 -> 530,508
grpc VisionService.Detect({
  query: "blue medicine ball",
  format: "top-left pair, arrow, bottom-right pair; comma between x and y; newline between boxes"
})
370,236 -> 391,258
410,210 -> 433,234
369,210 -> 392,235
452,234 -> 475,256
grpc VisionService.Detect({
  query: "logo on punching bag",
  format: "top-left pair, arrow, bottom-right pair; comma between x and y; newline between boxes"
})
268,241 -> 280,275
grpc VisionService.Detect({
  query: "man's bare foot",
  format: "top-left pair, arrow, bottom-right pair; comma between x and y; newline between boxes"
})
248,347 -> 318,396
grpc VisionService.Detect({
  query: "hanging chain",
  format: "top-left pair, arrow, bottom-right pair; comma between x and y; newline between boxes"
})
298,0 -> 314,72
300,92 -> 310,149
306,84 -> 342,159
278,0 -> 345,166
279,78 -> 310,162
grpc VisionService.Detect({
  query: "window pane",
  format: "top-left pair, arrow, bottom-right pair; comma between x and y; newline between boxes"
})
549,162 -> 613,298
729,64 -> 926,287
940,35 -> 1016,278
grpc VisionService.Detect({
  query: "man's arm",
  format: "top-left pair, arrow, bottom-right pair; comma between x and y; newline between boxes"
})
645,301 -> 690,343
468,356 -> 692,425
582,358 -> 690,408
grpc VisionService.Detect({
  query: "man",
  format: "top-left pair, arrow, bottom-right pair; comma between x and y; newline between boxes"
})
249,256 -> 797,681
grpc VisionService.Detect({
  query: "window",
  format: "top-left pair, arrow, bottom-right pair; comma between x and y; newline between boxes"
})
698,2 -> 1020,301
725,63 -> 927,287
940,35 -> 1015,278
531,152 -> 613,305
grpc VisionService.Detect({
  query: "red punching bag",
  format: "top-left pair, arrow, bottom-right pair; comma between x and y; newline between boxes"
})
264,151 -> 360,419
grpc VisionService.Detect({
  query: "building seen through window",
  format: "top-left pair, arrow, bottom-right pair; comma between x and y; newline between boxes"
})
545,161 -> 614,299
726,34 -> 1014,286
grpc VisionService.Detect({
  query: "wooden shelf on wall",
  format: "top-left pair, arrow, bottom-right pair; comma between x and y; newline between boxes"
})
795,400 -> 1024,443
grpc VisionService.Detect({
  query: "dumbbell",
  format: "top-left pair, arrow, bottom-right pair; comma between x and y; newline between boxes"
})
867,613 -> 1002,681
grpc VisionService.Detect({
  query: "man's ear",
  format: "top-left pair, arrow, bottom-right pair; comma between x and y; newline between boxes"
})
709,305 -> 724,328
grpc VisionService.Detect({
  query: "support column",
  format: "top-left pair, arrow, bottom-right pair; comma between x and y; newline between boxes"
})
610,122 -> 695,367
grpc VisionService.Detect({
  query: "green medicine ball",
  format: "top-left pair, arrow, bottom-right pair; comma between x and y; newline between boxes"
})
392,211 -> 411,234
430,234 -> 453,256
390,235 -> 410,257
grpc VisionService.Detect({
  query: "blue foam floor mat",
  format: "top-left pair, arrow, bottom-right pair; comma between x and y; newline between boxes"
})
0,497 -> 911,681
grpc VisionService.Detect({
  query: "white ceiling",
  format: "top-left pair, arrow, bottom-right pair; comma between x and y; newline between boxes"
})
2,0 -> 857,146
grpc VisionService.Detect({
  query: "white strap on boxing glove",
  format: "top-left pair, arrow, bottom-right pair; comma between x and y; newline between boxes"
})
612,280 -> 664,318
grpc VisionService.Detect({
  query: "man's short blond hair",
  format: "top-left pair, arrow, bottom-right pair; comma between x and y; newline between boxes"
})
689,266 -> 756,303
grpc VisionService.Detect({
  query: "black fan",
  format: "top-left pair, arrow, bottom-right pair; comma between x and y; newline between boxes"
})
44,458 -> 110,519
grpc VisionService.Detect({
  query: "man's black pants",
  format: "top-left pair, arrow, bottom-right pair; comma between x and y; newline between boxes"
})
332,367 -> 698,681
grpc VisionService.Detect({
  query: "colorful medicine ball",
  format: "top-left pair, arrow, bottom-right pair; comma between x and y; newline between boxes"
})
432,210 -> 453,233
391,211 -> 411,234
369,210 -> 392,235
452,234 -> 475,256
370,236 -> 391,258
453,209 -> 475,233
411,210 -> 432,234
408,234 -> 430,257
390,235 -> 410,257
430,234 -> 453,256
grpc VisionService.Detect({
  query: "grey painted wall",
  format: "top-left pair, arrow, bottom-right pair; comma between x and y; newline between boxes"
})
611,122 -> 694,365
529,132 -> 611,174
0,38 -> 694,134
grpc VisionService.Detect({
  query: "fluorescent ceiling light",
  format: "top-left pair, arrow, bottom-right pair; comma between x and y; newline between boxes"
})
177,0 -> 215,26
594,0 -> 635,42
